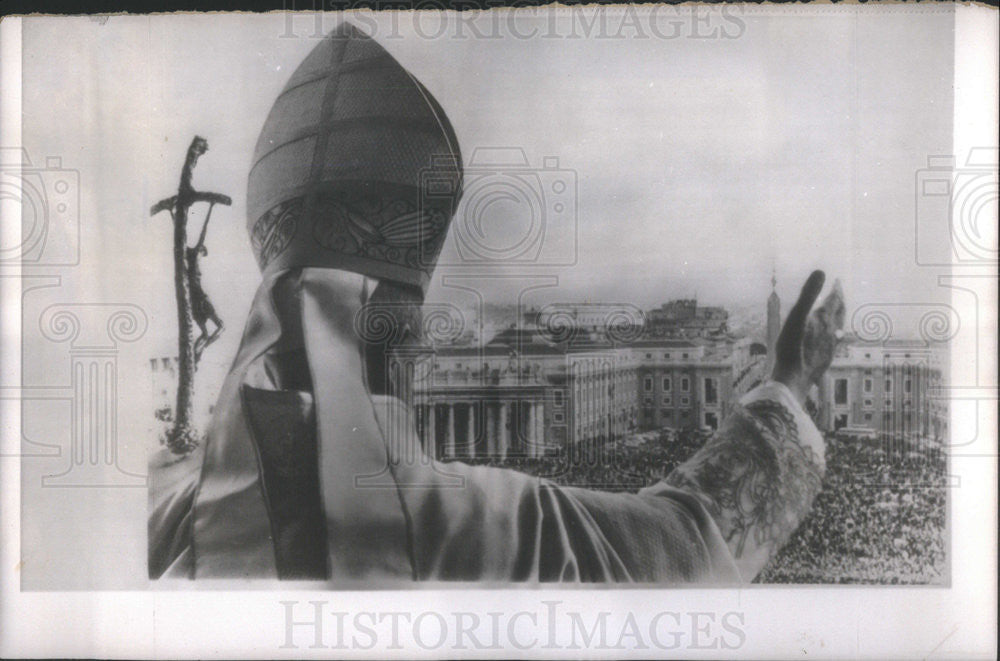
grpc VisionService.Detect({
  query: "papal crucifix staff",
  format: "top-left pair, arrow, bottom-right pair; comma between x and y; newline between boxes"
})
151,136 -> 231,454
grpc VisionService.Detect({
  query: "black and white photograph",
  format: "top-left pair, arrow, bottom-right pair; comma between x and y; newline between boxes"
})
1,3 -> 996,658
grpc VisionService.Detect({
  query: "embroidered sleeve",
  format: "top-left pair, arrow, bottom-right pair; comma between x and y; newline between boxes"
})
664,381 -> 826,580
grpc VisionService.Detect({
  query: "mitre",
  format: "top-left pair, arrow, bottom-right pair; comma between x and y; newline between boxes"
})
246,21 -> 463,293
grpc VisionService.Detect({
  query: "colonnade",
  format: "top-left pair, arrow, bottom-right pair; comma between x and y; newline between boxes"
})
419,401 -> 546,459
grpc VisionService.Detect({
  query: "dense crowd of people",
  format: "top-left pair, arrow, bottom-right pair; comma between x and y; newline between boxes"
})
460,427 -> 947,585
462,428 -> 705,492
757,439 -> 947,584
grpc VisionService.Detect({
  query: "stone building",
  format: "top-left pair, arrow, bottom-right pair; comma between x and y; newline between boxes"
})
817,339 -> 949,442
633,337 -> 760,433
645,299 -> 729,337
409,319 -> 759,459
409,326 -> 568,460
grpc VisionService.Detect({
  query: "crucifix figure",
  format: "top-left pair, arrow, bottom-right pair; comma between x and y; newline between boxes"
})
186,204 -> 224,365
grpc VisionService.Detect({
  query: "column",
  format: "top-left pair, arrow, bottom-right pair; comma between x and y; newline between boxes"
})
446,403 -> 456,458
526,401 -> 537,458
466,403 -> 476,458
499,402 -> 509,460
534,402 -> 544,457
516,400 -> 532,457
486,403 -> 496,456
427,403 -> 436,453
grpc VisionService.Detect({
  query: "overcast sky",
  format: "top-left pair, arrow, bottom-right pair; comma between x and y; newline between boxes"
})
19,7 -> 955,370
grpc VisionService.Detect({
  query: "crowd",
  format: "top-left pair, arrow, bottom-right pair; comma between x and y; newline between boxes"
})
462,427 -> 948,585
757,439 -> 947,585
464,428 -> 706,492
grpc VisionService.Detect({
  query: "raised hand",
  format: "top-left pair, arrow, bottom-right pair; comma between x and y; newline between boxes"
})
665,270 -> 844,580
772,270 -> 846,405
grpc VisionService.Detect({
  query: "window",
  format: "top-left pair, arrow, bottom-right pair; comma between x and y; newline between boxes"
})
661,409 -> 670,418
554,390 -> 564,407
664,353 -> 671,359
682,353 -> 689,359
834,379 -> 848,406
150,359 -> 158,372
681,377 -> 690,392
553,413 -> 564,423
885,399 -> 892,408
662,395 -> 672,406
704,412 -> 719,430
834,414 -> 848,430
864,378 -> 873,393
864,413 -> 873,422
865,353 -> 871,359
680,396 -> 690,407
645,353 -> 652,359
864,399 -> 874,408
644,397 -> 653,407
644,376 -> 653,392
885,378 -> 892,392
704,378 -> 718,405
905,379 -> 912,394
662,377 -> 672,391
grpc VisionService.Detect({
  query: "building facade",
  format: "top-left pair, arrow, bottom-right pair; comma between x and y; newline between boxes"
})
817,340 -> 949,442
410,318 -> 762,459
645,299 -> 729,337
150,289 -> 950,460
408,312 -> 950,460
632,340 -> 746,433
409,330 -> 566,460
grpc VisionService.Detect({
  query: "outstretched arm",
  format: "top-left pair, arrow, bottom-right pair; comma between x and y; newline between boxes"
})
192,203 -> 217,252
663,271 -> 845,580
149,270 -> 844,583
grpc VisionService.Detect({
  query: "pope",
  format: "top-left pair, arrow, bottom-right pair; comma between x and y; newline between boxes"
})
149,22 -> 846,583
